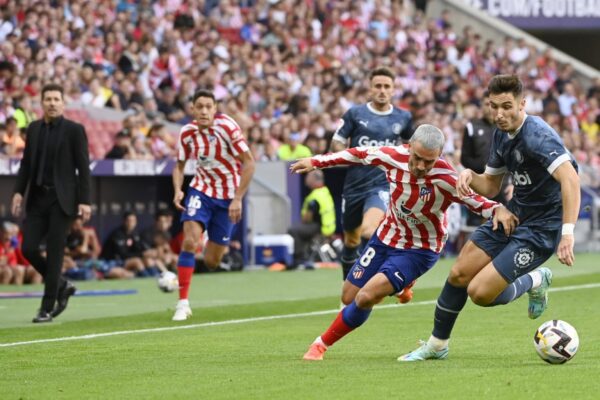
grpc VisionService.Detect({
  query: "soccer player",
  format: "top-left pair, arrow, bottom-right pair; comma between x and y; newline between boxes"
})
331,67 -> 414,303
172,89 -> 255,321
291,124 -> 517,361
399,74 -> 580,361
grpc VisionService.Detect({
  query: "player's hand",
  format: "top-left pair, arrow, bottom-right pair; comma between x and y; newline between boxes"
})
11,193 -> 22,217
289,158 -> 316,174
229,198 -> 242,223
456,169 -> 475,199
78,204 -> 92,222
173,190 -> 185,211
556,234 -> 575,267
492,206 -> 519,236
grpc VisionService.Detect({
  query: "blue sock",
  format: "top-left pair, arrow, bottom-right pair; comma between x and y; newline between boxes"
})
432,280 -> 469,340
488,274 -> 533,306
340,245 -> 360,280
341,300 -> 372,328
178,251 -> 195,267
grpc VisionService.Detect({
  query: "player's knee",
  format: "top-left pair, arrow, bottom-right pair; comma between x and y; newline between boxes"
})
354,290 -> 380,309
447,266 -> 471,287
181,238 -> 197,253
467,285 -> 493,306
344,236 -> 361,248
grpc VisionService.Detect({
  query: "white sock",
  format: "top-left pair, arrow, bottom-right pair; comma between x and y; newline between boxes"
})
529,270 -> 543,289
315,336 -> 328,348
178,299 -> 190,306
428,335 -> 449,351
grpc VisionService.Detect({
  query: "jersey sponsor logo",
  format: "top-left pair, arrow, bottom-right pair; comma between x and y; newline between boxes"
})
358,120 -> 369,128
187,195 -> 202,216
419,187 -> 432,202
357,136 -> 397,147
512,170 -> 532,186
392,123 -> 402,134
398,202 -> 421,225
513,248 -> 535,269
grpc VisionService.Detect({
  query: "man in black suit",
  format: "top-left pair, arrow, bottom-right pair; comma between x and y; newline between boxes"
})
11,83 -> 92,323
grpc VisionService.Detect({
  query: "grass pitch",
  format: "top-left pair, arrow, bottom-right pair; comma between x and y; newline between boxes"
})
1,254 -> 599,399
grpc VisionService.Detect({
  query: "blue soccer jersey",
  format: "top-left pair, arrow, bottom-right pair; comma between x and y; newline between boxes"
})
332,103 -> 412,198
485,115 -> 578,229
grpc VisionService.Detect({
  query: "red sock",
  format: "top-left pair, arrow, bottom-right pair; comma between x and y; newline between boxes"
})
177,267 -> 194,300
321,311 -> 354,346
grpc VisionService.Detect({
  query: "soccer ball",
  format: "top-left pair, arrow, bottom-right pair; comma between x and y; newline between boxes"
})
157,271 -> 179,293
533,320 -> 579,364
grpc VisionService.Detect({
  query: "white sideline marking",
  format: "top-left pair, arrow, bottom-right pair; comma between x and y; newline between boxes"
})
2,282 -> 599,348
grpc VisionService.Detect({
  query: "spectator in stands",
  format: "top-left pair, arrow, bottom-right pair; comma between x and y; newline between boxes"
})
141,209 -> 177,273
147,122 -> 175,159
64,216 -> 134,280
277,132 -> 312,161
287,169 -> 336,269
0,221 -> 23,284
1,116 -> 25,158
12,95 -> 36,130
105,130 -> 134,159
100,212 -> 155,277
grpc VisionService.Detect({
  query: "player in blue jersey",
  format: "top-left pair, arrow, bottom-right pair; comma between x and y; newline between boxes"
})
331,67 -> 414,304
400,74 -> 581,361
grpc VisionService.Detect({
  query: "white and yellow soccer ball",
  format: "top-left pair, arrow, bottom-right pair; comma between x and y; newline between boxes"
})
534,320 -> 579,364
157,271 -> 179,293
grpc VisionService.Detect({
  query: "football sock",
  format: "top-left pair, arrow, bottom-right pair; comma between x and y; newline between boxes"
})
488,273 -> 534,306
321,301 -> 371,346
177,251 -> 195,300
340,244 -> 360,280
432,280 -> 469,340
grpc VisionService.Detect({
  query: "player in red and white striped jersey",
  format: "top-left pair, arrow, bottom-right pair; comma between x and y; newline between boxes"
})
171,89 -> 255,321
291,124 -> 518,360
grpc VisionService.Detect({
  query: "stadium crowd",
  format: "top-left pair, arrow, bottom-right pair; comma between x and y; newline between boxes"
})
0,0 -> 599,284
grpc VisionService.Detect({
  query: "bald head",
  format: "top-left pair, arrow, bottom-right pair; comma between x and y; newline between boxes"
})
305,169 -> 324,189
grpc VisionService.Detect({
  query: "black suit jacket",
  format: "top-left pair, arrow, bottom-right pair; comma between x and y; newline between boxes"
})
14,117 -> 91,216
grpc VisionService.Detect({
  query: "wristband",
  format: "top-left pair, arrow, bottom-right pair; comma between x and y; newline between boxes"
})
561,223 -> 575,236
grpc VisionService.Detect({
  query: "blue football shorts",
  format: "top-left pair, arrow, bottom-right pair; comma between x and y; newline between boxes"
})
341,189 -> 389,232
470,220 -> 560,283
180,187 -> 234,246
347,235 -> 440,294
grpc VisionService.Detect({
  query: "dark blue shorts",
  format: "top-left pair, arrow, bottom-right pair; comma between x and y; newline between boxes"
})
341,189 -> 389,232
180,188 -> 234,246
347,235 -> 440,294
470,220 -> 560,283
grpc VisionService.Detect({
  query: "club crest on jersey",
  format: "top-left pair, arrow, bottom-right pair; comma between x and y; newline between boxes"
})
513,248 -> 535,269
392,123 -> 402,135
352,266 -> 365,280
513,149 -> 524,164
419,187 -> 432,202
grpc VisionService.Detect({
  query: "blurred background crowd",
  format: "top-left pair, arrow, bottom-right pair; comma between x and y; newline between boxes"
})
1,0 -> 599,283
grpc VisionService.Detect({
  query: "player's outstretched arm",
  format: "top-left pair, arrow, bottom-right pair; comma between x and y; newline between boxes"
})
290,158 -> 316,174
552,162 -> 580,267
457,169 -> 504,199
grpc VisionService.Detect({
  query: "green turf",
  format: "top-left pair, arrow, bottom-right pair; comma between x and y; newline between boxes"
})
1,254 -> 599,399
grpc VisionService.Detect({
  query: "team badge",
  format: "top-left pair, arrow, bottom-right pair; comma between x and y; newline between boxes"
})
513,248 -> 535,269
419,187 -> 432,202
352,266 -> 364,280
392,123 -> 402,135
513,149 -> 524,164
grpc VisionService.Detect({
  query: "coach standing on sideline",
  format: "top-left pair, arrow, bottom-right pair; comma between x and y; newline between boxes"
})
11,83 -> 92,323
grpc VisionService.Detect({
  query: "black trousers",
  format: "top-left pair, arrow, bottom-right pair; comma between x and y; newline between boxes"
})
21,186 -> 73,312
288,222 -> 321,264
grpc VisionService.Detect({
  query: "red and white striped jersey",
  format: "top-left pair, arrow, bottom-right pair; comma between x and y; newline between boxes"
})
177,113 -> 250,200
312,145 -> 500,253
